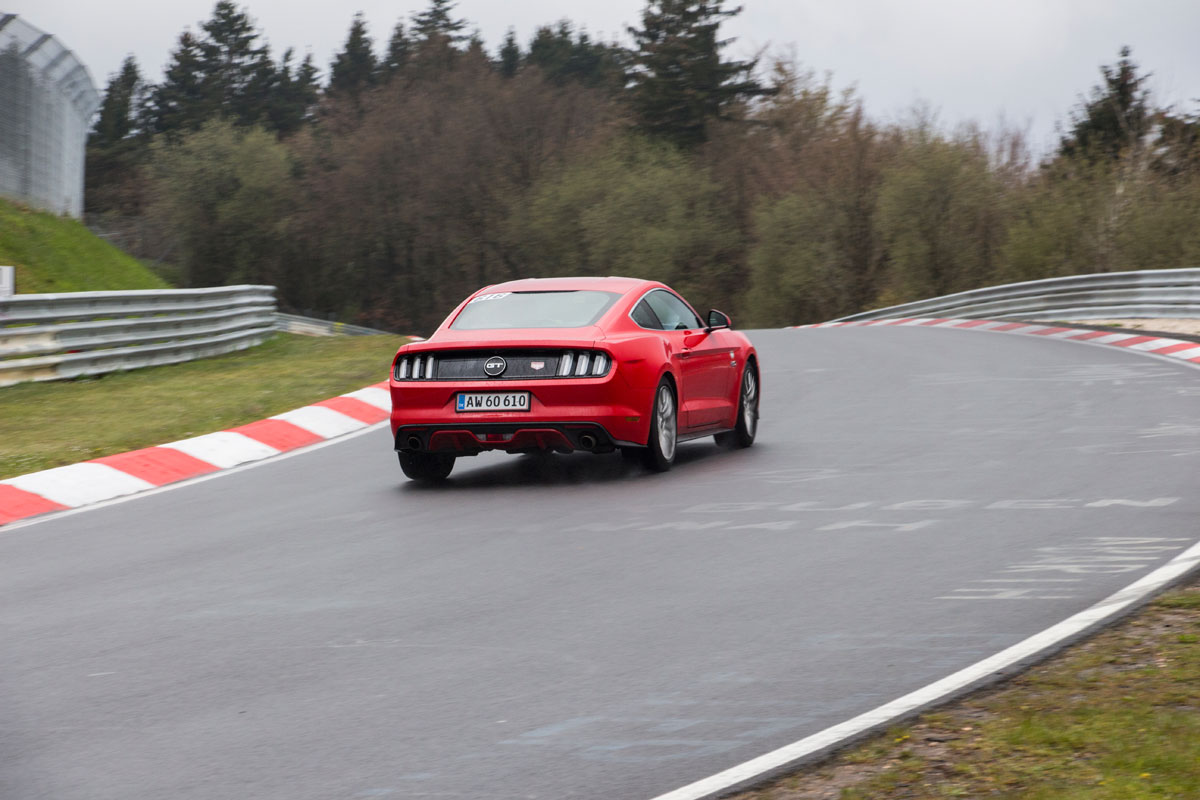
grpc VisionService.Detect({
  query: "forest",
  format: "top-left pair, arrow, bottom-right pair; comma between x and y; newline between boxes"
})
84,0 -> 1200,333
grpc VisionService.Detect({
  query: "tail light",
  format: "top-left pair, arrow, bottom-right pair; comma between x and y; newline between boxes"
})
557,350 -> 611,377
394,354 -> 437,381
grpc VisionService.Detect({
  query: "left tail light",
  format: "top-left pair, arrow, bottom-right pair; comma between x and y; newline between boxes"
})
394,354 -> 437,381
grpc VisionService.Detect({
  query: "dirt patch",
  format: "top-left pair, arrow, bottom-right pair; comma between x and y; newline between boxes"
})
1076,318 -> 1200,337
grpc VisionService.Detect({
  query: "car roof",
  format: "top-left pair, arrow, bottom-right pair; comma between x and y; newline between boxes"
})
479,276 -> 662,295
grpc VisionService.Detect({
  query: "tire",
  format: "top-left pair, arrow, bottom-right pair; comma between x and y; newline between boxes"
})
715,363 -> 758,449
642,378 -> 678,472
398,451 -> 456,482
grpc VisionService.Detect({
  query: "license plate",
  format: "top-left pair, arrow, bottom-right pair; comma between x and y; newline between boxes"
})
456,392 -> 531,412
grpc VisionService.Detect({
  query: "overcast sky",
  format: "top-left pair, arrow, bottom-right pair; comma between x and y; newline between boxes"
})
8,0 -> 1200,153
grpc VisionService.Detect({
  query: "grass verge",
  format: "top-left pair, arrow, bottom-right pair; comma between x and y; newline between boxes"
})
732,576 -> 1200,800
0,333 -> 404,479
0,197 -> 169,292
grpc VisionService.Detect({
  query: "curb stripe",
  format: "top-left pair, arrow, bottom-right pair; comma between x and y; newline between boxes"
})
161,432 -> 281,469
91,448 -> 220,486
0,382 -> 397,527
3,463 -> 156,508
0,485 -> 68,525
231,418 -> 325,451
316,396 -> 390,424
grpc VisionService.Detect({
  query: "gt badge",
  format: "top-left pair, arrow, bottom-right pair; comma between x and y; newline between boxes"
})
530,361 -> 545,371
484,356 -> 507,377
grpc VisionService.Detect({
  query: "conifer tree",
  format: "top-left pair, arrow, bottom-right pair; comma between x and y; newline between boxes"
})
498,29 -> 520,78
146,2 -> 277,134
90,56 -> 145,147
382,22 -> 412,79
1059,47 -> 1153,161
146,31 -> 209,135
329,13 -> 377,98
196,0 -> 276,125
269,49 -> 319,135
627,0 -> 771,149
411,0 -> 467,44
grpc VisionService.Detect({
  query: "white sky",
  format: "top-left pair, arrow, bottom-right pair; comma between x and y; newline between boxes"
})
8,0 -> 1200,154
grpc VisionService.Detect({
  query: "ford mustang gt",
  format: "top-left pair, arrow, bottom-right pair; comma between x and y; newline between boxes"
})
388,277 -> 759,481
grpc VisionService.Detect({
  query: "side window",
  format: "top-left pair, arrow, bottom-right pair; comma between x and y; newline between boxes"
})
644,291 -> 702,331
631,299 -> 663,330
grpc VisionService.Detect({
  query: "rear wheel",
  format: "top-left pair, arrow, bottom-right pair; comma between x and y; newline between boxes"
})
398,451 -> 456,482
716,363 -> 758,449
642,378 -> 678,472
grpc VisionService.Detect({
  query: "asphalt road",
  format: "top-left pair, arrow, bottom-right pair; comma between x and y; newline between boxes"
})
3,327 -> 1198,800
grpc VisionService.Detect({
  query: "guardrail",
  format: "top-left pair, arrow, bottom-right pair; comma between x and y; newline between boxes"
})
275,312 -> 392,337
0,286 -> 276,387
834,268 -> 1200,322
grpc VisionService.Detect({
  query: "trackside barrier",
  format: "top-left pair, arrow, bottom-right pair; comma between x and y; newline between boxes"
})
274,313 -> 391,337
0,286 -> 276,387
834,268 -> 1200,322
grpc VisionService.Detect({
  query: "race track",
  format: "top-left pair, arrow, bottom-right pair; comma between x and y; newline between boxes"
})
2,326 -> 1197,800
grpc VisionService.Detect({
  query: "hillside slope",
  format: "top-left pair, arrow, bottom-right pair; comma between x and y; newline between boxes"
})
0,198 -> 168,293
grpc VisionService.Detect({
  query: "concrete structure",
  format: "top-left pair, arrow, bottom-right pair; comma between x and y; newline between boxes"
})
0,14 -> 100,217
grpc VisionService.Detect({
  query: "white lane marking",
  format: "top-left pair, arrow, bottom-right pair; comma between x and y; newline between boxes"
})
647,538 -> 1200,800
1042,328 -> 1090,338
3,463 -> 155,507
342,386 -> 392,411
162,431 -> 280,469
1,422 -> 390,534
272,406 -> 367,438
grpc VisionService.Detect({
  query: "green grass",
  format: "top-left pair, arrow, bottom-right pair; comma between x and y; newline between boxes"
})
0,333 -> 404,478
733,580 -> 1200,800
0,197 -> 169,293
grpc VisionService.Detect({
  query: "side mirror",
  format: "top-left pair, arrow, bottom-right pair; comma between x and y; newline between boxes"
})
706,309 -> 731,332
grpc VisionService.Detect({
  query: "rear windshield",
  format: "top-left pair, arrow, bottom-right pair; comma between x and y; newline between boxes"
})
451,290 -> 620,330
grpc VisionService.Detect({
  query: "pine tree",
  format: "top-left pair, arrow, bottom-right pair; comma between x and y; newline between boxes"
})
329,13 -> 377,98
627,0 -> 772,149
147,2 -> 278,134
411,0 -> 467,44
408,0 -> 469,74
381,22 -> 412,80
196,0 -> 277,126
269,49 -> 319,135
1060,47 -> 1153,161
526,22 -> 627,91
498,28 -> 520,78
86,55 -> 150,214
90,56 -> 145,147
146,31 -> 209,135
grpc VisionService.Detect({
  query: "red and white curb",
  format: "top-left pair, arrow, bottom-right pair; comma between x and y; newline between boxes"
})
0,382 -> 391,527
793,317 -> 1200,366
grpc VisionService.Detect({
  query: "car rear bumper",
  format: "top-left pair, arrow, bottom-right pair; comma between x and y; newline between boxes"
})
389,376 -> 651,454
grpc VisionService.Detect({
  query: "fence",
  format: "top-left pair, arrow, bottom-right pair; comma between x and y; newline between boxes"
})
834,269 -> 1200,322
0,15 -> 100,218
0,286 -> 276,386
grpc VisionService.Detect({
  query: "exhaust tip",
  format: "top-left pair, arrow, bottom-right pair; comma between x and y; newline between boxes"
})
406,435 -> 423,450
578,433 -> 598,450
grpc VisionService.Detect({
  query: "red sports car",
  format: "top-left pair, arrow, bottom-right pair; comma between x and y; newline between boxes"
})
388,277 -> 759,481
